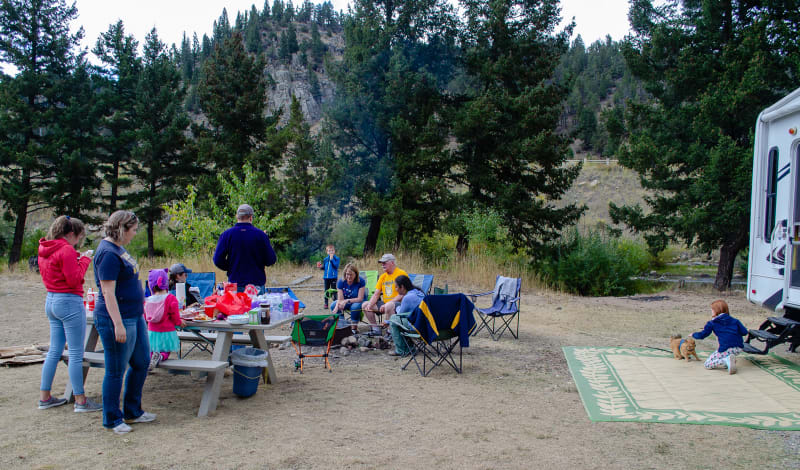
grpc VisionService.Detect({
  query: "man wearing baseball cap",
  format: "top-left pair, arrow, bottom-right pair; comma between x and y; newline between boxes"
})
213,204 -> 277,292
362,253 -> 407,335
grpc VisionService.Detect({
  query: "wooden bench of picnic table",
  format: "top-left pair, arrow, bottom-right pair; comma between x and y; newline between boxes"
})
62,350 -> 229,374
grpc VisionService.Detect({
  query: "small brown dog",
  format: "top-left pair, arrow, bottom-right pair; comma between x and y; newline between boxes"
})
670,334 -> 700,361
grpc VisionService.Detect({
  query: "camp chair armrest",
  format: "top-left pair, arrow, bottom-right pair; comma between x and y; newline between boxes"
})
504,296 -> 520,303
467,291 -> 492,299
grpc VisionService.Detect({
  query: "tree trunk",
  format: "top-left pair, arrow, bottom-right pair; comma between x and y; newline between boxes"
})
109,159 -> 120,211
8,170 -> 31,267
8,198 -> 29,267
394,224 -> 403,251
363,214 -> 382,256
147,220 -> 155,258
147,180 -> 156,257
714,226 -> 749,291
456,233 -> 469,256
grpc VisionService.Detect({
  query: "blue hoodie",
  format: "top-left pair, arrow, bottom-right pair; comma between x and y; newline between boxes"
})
692,313 -> 748,353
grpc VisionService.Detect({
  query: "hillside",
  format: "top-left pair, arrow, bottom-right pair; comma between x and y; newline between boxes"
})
560,161 -> 649,231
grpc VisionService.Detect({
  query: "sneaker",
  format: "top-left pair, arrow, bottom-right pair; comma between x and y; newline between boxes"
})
728,355 -> 737,375
38,396 -> 67,410
111,422 -> 132,434
149,353 -> 161,371
125,411 -> 156,424
74,397 -> 102,413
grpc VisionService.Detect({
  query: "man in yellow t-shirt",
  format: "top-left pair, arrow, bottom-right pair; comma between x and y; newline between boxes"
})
362,253 -> 407,335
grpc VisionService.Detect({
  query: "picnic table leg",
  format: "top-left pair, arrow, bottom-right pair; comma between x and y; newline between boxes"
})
198,331 -> 232,417
64,323 -> 99,402
249,330 -> 276,385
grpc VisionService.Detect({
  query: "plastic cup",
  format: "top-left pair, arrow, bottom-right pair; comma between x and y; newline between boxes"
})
204,304 -> 216,317
293,300 -> 299,315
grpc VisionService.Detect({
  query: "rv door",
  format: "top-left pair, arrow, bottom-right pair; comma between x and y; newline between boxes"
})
787,144 -> 800,307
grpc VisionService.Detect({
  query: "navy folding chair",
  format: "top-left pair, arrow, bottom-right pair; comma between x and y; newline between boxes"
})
400,294 -> 476,376
468,276 -> 521,341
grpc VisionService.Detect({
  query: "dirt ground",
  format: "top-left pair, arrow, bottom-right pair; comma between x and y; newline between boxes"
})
1,270 -> 798,470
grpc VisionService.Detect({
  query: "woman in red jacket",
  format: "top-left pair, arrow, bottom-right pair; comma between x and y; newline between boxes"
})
37,216 -> 100,412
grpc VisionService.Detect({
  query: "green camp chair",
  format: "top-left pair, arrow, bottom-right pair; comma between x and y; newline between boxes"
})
291,314 -> 338,372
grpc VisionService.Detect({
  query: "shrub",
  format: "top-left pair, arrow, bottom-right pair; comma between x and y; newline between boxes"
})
536,229 -> 650,296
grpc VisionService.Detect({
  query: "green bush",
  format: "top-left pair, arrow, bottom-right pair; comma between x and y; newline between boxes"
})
328,216 -> 367,260
536,229 -> 650,296
22,228 -> 46,261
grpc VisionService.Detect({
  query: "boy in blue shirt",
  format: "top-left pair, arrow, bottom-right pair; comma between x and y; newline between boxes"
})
318,244 -> 339,308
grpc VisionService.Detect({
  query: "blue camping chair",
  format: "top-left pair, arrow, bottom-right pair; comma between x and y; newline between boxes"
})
408,273 -> 434,295
468,276 -> 521,341
399,294 -> 476,376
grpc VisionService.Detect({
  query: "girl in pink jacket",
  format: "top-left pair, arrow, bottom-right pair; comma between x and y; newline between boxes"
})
145,269 -> 185,371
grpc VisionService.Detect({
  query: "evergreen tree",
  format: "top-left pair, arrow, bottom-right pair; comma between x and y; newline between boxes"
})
284,95 -> 327,208
43,57 -> 103,219
244,4 -> 261,53
286,22 -> 299,55
451,0 -> 583,254
328,0 -> 457,254
284,1 -> 295,24
309,21 -> 326,64
611,0 -> 800,290
213,8 -> 232,44
127,29 -> 193,257
197,32 -> 273,176
272,0 -> 284,23
0,0 -> 82,265
92,20 -> 141,212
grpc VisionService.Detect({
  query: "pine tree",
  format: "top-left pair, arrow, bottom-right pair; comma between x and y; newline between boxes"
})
451,0 -> 583,254
0,0 -> 83,265
43,58 -> 103,219
92,20 -> 141,212
328,0 -> 456,254
284,95 -> 327,208
611,0 -> 800,289
197,32 -> 273,176
127,29 -> 193,257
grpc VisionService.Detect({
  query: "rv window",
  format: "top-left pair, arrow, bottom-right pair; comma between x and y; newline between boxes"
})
764,147 -> 779,239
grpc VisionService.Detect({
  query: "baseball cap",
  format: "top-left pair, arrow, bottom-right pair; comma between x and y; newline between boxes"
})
148,269 -> 169,291
378,253 -> 396,263
237,204 -> 254,217
169,263 -> 192,275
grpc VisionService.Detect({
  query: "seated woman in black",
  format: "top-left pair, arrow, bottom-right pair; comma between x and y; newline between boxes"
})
330,263 -> 366,335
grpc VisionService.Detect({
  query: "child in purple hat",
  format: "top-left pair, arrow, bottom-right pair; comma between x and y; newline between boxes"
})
144,269 -> 185,371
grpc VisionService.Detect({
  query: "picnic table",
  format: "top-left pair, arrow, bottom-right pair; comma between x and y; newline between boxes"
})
63,313 -> 303,417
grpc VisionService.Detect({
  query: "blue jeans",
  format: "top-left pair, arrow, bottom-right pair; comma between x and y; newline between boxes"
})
330,301 -> 363,325
41,293 -> 86,395
95,314 -> 150,428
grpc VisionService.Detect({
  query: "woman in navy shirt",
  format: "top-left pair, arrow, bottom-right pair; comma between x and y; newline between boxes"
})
331,263 -> 366,335
93,211 -> 154,434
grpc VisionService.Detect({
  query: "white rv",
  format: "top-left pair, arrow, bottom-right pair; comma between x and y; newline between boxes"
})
746,87 -> 800,353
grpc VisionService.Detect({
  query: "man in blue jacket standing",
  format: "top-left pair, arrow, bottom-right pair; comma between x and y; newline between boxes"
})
213,204 -> 277,292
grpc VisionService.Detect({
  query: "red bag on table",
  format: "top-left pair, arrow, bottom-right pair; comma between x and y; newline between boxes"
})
207,291 -> 252,316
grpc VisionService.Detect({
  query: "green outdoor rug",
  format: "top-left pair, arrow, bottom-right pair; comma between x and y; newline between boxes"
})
563,346 -> 800,430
